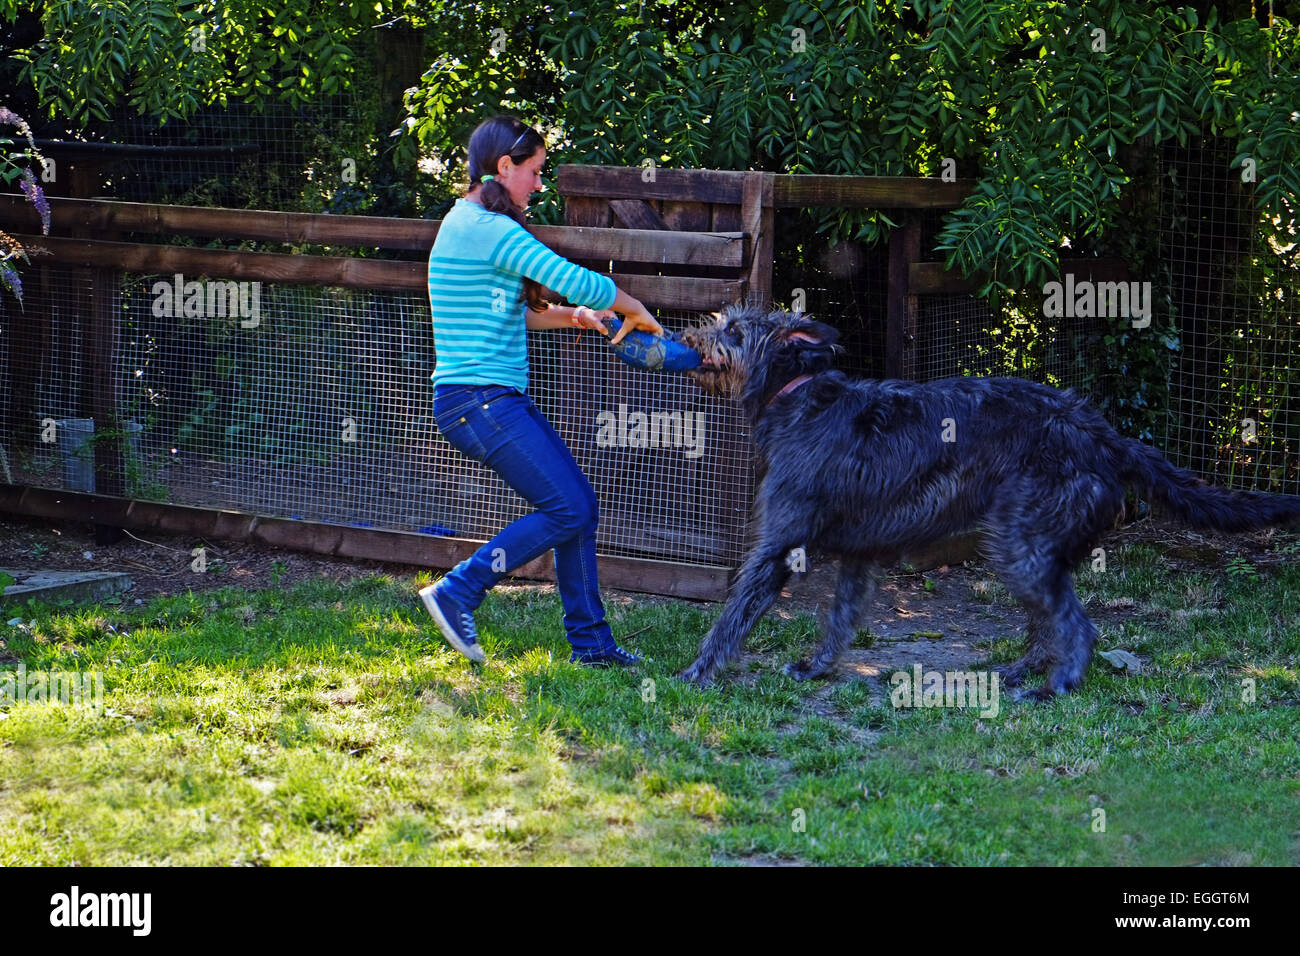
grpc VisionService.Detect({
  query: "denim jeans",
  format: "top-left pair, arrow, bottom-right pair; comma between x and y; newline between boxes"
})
432,383 -> 614,653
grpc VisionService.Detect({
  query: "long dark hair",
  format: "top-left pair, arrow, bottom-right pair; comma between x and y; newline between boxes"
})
467,115 -> 549,312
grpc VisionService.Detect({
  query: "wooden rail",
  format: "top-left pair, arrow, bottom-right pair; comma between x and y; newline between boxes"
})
558,166 -> 979,208
0,486 -> 731,601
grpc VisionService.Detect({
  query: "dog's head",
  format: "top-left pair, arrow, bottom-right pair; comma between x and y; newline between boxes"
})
678,302 -> 841,399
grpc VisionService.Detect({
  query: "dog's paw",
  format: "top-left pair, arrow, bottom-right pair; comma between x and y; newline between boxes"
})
1012,684 -> 1057,703
783,659 -> 830,682
676,661 -> 716,688
992,662 -> 1027,688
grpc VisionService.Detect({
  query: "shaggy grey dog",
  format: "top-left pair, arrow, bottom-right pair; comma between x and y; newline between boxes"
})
676,303 -> 1300,699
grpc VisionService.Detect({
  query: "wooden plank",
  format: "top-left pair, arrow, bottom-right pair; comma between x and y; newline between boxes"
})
886,217 -> 922,379
0,195 -> 744,266
13,234 -> 431,290
710,203 -> 743,232
563,195 -> 610,227
609,199 -> 669,231
608,273 -> 746,312
742,172 -> 775,305
559,165 -> 749,204
909,257 -> 1132,296
0,485 -> 732,601
773,174 -> 977,209
545,226 -> 743,267
910,261 -> 979,295
0,194 -> 436,248
12,235 -> 743,309
661,201 -> 711,232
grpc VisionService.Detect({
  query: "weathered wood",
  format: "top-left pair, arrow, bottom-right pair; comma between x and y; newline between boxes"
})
909,261 -> 980,295
0,195 -> 745,266
561,167 -> 977,208
710,203 -> 743,232
34,138 -> 259,158
12,233 -> 429,289
609,199 -> 669,231
11,234 -> 744,311
608,273 -> 745,312
886,217 -> 922,379
559,165 -> 750,204
563,195 -> 611,228
909,257 -> 1132,296
773,174 -> 977,209
0,485 -> 733,601
742,172 -> 775,305
661,201 -> 711,232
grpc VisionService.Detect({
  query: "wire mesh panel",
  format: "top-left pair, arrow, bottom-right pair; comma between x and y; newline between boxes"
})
914,292 -> 1104,394
0,264 -> 95,489
1159,140 -> 1300,494
771,207 -> 889,379
0,266 -> 751,567
532,308 -> 753,565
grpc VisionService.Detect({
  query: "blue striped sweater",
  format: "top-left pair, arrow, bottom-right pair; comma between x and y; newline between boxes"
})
427,198 -> 617,391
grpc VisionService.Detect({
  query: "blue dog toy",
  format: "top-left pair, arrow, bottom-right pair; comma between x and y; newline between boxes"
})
603,318 -> 701,372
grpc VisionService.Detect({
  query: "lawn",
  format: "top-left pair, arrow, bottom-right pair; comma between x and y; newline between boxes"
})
1,538 -> 1298,865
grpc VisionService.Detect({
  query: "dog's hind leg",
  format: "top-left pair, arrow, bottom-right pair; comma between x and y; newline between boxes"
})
991,610 -> 1055,688
1020,579 -> 1097,701
985,473 -> 1114,698
785,557 -> 880,682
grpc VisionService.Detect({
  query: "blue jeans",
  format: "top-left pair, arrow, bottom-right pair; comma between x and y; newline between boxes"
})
432,383 -> 614,653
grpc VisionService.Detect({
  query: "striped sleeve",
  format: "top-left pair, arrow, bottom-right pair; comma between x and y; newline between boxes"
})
489,225 -> 617,310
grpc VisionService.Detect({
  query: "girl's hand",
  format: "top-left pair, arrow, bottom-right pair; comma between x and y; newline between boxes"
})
572,306 -> 616,334
610,308 -> 665,344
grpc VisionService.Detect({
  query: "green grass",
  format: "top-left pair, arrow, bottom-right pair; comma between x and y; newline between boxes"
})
1,540 -> 1298,865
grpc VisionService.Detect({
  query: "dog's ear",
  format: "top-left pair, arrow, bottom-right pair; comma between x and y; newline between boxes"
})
780,318 -> 840,347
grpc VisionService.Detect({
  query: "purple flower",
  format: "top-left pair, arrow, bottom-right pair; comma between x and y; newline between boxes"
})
0,107 -> 17,126
0,260 -> 23,305
19,167 -> 51,235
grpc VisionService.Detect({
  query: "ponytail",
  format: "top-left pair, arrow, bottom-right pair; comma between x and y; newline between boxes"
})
466,117 -> 549,312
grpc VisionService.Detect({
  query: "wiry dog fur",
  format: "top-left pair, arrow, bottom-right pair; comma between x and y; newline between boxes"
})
676,303 -> 1300,699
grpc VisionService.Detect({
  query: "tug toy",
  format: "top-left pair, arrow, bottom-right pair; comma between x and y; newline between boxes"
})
603,317 -> 702,372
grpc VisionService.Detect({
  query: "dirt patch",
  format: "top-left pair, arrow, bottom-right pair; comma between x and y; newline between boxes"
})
2,512 -> 1291,674
0,512 -> 420,604
782,562 -> 1014,679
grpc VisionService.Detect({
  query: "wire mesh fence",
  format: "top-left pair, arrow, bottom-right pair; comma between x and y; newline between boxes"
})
1159,139 -> 1300,495
0,266 -> 752,567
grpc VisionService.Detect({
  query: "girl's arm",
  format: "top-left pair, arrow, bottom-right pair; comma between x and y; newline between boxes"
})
524,302 -> 580,330
526,301 -> 653,339
496,226 -> 663,341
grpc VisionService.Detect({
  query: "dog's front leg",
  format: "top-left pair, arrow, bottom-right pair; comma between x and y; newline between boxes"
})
678,541 -> 794,686
786,558 -> 880,681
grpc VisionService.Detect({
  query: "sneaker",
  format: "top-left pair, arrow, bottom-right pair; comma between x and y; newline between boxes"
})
419,583 -> 485,663
570,643 -> 642,668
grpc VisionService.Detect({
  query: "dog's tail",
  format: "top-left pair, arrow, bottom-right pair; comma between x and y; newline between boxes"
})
1117,438 -> 1300,532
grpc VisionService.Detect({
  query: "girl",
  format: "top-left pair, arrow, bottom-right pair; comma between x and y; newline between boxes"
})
420,115 -> 665,667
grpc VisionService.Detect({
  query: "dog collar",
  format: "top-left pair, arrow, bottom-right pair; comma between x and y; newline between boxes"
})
768,373 -> 814,406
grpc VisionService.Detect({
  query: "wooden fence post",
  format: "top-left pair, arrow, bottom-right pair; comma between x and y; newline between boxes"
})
742,171 -> 774,306
886,214 -> 921,380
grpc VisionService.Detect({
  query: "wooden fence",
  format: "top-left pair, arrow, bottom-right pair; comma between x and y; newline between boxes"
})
0,164 -> 1127,598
